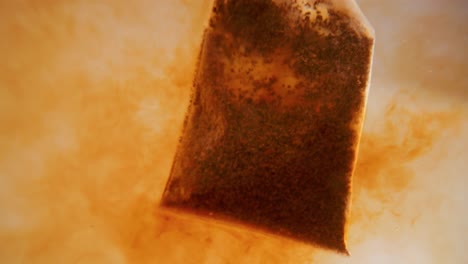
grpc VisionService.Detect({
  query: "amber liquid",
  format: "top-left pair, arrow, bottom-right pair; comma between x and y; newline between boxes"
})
162,0 -> 373,253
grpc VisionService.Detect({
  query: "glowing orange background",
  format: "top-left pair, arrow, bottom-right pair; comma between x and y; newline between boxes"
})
0,0 -> 467,263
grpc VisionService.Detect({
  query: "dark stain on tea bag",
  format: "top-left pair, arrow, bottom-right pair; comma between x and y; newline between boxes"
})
162,0 -> 374,254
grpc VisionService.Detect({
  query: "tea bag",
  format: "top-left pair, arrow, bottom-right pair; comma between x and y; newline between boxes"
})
161,0 -> 374,254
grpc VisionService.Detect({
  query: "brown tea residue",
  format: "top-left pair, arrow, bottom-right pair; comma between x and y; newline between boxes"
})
162,0 -> 374,254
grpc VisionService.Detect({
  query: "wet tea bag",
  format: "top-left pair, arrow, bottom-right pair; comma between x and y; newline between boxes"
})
161,0 -> 374,254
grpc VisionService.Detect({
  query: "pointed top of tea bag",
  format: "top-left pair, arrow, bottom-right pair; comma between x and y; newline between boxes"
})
331,0 -> 375,37
289,0 -> 374,38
